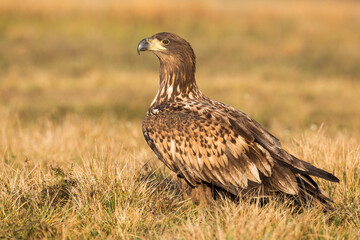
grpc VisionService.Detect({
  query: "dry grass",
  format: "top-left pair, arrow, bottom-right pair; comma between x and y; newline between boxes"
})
0,116 -> 359,239
0,0 -> 360,239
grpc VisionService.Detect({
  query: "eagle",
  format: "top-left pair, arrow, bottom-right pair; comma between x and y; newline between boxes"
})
137,32 -> 339,208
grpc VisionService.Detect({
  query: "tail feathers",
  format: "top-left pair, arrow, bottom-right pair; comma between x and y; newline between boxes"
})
296,174 -> 335,211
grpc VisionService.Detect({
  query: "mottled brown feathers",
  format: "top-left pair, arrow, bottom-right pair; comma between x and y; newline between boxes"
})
139,32 -> 339,207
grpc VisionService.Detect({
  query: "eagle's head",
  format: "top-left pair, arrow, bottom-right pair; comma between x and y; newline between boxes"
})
137,32 -> 195,69
137,32 -> 200,104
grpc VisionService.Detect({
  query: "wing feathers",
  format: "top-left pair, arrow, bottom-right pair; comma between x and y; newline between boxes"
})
252,144 -> 273,177
266,164 -> 299,195
143,101 -> 337,200
291,157 -> 339,182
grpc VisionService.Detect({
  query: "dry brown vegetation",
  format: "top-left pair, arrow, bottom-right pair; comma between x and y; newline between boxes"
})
0,0 -> 359,239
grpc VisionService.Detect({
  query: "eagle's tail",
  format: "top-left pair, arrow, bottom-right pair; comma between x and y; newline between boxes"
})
295,173 -> 335,211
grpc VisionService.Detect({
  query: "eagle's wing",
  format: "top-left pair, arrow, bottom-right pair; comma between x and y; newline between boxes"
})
143,101 -> 309,195
210,100 -> 339,183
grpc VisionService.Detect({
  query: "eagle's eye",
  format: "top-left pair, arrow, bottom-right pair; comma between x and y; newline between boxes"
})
162,39 -> 170,45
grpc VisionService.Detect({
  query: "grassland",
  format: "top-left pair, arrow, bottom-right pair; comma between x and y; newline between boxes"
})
0,0 -> 359,239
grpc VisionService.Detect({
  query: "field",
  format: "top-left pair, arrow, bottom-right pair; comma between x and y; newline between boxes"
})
0,0 -> 360,239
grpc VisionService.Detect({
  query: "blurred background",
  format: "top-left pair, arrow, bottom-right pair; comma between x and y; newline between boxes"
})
1,0 -> 360,138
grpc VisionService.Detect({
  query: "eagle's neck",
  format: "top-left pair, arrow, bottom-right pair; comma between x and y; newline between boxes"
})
150,58 -> 203,108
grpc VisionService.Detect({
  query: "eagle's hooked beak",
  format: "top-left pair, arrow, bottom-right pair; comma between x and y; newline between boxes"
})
137,38 -> 151,55
137,37 -> 167,55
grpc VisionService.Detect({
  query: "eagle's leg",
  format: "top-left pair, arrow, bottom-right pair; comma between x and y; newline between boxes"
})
177,176 -> 213,205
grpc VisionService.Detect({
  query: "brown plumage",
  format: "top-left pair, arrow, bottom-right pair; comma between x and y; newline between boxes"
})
137,32 -> 339,208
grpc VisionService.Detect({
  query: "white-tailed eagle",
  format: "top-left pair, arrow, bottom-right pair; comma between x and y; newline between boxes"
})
137,32 -> 339,208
